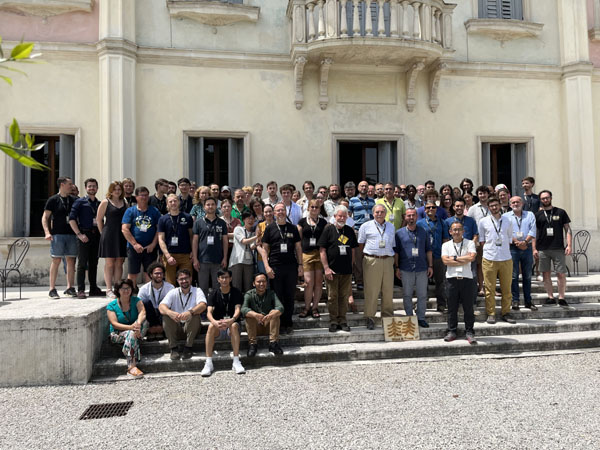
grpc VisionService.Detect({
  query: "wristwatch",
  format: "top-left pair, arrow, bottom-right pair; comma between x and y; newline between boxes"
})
453,255 -> 457,261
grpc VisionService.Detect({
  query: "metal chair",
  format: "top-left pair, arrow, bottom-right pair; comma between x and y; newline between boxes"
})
0,238 -> 30,301
571,230 -> 591,276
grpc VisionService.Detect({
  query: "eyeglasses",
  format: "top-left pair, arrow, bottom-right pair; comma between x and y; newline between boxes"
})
309,206 -> 320,209
119,286 -> 132,291
425,206 -> 437,210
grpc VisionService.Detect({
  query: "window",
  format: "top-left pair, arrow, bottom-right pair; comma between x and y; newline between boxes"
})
481,141 -> 528,197
479,0 -> 523,20
188,135 -> 244,188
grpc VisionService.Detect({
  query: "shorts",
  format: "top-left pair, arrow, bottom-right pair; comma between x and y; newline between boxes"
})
50,234 -> 78,258
302,250 -> 323,272
539,249 -> 568,274
217,328 -> 231,340
127,247 -> 158,275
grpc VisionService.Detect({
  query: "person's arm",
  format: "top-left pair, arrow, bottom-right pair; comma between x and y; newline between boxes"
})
107,310 -> 134,332
262,242 -> 275,279
69,201 -> 89,243
96,200 -> 108,234
158,297 -> 181,322
564,223 -> 573,255
42,210 -> 53,241
146,227 -> 159,252
221,234 -> 228,268
133,300 -> 147,337
320,247 -> 334,280
426,250 -> 433,278
122,223 -> 143,253
192,234 -> 200,270
295,241 -> 304,277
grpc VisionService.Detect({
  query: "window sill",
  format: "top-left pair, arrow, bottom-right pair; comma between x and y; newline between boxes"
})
465,18 -> 543,43
166,1 -> 260,27
0,0 -> 93,17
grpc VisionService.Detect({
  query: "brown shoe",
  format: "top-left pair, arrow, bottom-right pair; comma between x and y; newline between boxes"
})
127,366 -> 144,378
77,290 -> 87,299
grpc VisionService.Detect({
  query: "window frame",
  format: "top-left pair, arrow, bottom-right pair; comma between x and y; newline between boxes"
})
474,0 -> 531,21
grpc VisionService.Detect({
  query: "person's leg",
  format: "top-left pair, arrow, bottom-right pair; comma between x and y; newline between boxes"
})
162,315 -> 180,349
326,276 -> 340,326
446,278 -> 459,332
242,263 -> 254,293
231,264 -> 243,292
476,247 -> 484,292
433,258 -> 447,309
198,263 -> 210,294
176,253 -> 193,277
354,243 -> 364,286
65,256 -> 76,289
401,270 -> 416,315
88,232 -> 100,290
482,258 -> 498,317
142,298 -> 161,327
381,259 -> 394,317
126,248 -> 141,290
303,269 -> 315,312
510,247 -> 521,304
282,265 -> 297,328
557,272 -> 567,299
268,315 -> 281,342
184,315 -> 202,347
49,257 -> 61,290
103,258 -> 115,292
522,248 -> 533,305
230,322 -> 241,356
498,259 -> 513,316
76,238 -> 89,292
245,315 -> 258,345
539,251 -> 555,298
312,268 -> 324,311
163,255 -> 177,286
415,271 -> 428,321
114,258 -> 124,283
338,273 -> 352,325
462,278 -> 476,334
205,323 -> 219,357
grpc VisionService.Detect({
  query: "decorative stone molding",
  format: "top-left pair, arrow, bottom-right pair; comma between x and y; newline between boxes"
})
405,59 -> 425,112
294,55 -> 307,110
319,57 -> 333,110
429,60 -> 447,113
0,0 -> 93,16
96,38 -> 138,60
590,0 -> 600,41
464,18 -> 543,43
166,1 -> 260,26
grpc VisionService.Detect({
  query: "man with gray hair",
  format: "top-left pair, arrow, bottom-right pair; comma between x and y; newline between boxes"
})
319,205 -> 358,332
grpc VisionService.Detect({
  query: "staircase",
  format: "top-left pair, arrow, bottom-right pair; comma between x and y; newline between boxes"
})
92,274 -> 600,381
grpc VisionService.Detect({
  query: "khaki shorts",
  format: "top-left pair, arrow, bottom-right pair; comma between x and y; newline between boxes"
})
539,249 -> 568,274
303,250 -> 323,272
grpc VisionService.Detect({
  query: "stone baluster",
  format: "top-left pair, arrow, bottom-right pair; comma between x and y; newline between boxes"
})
308,2 -> 316,41
352,0 -> 361,36
442,11 -> 452,48
434,9 -> 442,43
390,0 -> 399,37
365,0 -> 374,37
340,0 -> 349,37
292,1 -> 307,44
422,3 -> 431,42
400,1 -> 410,38
377,0 -> 386,36
325,0 -> 338,38
412,1 -> 421,40
318,0 -> 326,39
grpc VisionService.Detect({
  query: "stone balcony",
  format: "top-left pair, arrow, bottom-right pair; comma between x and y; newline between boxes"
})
287,0 -> 456,111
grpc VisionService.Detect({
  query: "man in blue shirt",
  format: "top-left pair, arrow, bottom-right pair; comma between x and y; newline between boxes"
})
417,201 -> 449,313
122,186 -> 161,290
395,208 -> 433,328
417,189 -> 448,221
69,178 -> 103,298
158,194 -> 194,286
348,180 -> 374,290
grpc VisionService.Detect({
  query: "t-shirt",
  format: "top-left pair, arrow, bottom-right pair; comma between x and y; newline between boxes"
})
158,212 -> 193,254
535,207 -> 571,251
107,297 -> 142,333
122,205 -> 162,248
317,223 -> 358,275
149,194 -> 167,215
417,217 -> 449,259
44,194 -> 77,235
261,222 -> 301,266
207,287 -> 244,321
376,197 -> 406,230
160,287 -> 207,314
138,281 -> 174,310
179,195 -> 193,214
441,239 -> 477,279
192,216 -> 227,264
298,217 -> 328,252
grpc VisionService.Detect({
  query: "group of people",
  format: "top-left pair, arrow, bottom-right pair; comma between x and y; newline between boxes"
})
42,175 -> 572,377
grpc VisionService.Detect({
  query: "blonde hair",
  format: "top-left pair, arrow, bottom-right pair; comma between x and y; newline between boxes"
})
193,185 -> 211,205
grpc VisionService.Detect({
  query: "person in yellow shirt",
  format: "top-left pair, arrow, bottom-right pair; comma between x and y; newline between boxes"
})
376,182 -> 406,230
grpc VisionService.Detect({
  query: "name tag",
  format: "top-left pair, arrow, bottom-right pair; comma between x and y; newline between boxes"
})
339,245 -> 347,256
280,243 -> 288,253
309,237 -> 317,247
389,214 -> 395,222
412,248 -> 419,257
170,237 -> 179,246
547,228 -> 554,237
430,236 -> 434,245
207,236 -> 215,245
495,238 -> 502,246
553,216 -> 560,221
140,224 -> 148,232
516,232 -> 524,239
379,240 -> 386,248
92,218 -> 97,227
286,233 -> 294,238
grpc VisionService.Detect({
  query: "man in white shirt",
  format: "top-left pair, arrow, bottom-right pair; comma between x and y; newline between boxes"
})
280,183 -> 303,225
159,269 -> 207,360
358,204 -> 396,330
324,183 -> 343,218
441,222 -> 477,344
138,262 -> 174,340
263,181 -> 281,207
467,185 -> 491,296
478,196 -> 515,325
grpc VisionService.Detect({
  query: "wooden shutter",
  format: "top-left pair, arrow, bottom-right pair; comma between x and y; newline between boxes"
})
188,136 -> 204,185
511,143 -> 527,196
227,138 -> 244,189
479,0 -> 522,19
481,142 -> 491,186
12,160 -> 29,236
58,134 -> 75,180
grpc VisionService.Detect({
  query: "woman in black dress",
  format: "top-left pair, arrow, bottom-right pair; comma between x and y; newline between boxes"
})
97,181 -> 128,298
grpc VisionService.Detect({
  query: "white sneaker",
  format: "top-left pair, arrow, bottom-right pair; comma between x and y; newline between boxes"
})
232,359 -> 246,375
200,362 -> 214,377
536,275 -> 543,282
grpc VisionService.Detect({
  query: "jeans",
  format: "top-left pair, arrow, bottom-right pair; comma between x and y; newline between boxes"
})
401,270 -> 428,321
510,245 -> 533,304
142,298 -> 162,327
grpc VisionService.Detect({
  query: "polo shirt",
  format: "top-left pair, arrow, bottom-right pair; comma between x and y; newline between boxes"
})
207,287 -> 243,321
317,223 -> 358,275
376,197 -> 406,230
69,196 -> 100,230
261,222 -> 301,266
417,217 -> 449,259
357,219 -> 395,257
348,195 -> 375,230
160,287 -> 207,314
138,281 -> 174,310
241,288 -> 284,317
44,194 -> 77,235
535,207 -> 570,251
394,226 -> 432,272
445,215 -> 478,241
192,216 -> 227,264
478,215 -> 513,261
122,205 -> 161,248
441,239 -> 477,279
467,203 -> 490,225
157,212 -> 193,254
502,210 -> 536,243
416,205 -> 448,222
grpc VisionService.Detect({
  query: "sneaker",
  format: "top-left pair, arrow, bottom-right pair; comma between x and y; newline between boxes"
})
106,290 -> 116,299
268,341 -> 284,355
329,323 -> 338,333
366,318 -> 375,330
247,344 -> 258,357
544,297 -> 557,307
501,314 -> 516,324
48,289 -> 60,299
444,331 -> 457,342
486,315 -> 496,324
558,299 -> 570,308
64,287 -> 77,297
232,359 -> 246,375
170,348 -> 180,360
525,303 -> 538,311
200,362 -> 214,377
537,275 -> 544,282
340,324 -> 351,332
88,287 -> 106,297
418,320 -> 429,328
511,301 -> 520,311
466,333 -> 478,345
77,290 -> 87,299
182,347 -> 193,359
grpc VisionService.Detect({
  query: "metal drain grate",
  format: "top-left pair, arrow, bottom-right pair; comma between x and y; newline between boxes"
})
79,401 -> 133,420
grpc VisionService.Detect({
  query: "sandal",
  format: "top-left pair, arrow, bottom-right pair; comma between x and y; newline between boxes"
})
311,309 -> 320,318
299,309 -> 310,318
127,366 -> 144,378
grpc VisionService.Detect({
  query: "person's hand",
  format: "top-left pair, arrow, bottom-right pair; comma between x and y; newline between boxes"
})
324,267 -> 335,281
533,250 -> 539,260
395,268 -> 402,279
193,258 -> 200,271
255,313 -> 265,325
133,243 -> 144,254
221,258 -> 227,269
146,242 -> 157,253
77,233 -> 89,243
427,267 -> 433,278
266,267 -> 275,279
44,233 -> 53,241
565,245 -> 572,256
180,311 -> 192,322
169,311 -> 180,322
131,322 -> 141,332
167,256 -> 177,266
262,312 -> 272,324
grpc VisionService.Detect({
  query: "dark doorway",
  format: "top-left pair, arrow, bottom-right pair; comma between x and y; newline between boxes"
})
30,136 -> 61,237
339,142 -> 379,188
489,143 -> 512,189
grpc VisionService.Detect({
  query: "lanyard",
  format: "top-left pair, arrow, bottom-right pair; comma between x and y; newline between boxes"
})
359,196 -> 369,210
425,217 -> 438,233
277,224 -> 288,242
86,196 -> 98,215
203,217 -> 216,236
453,240 -> 464,256
60,195 -> 71,212
170,214 -> 180,233
479,205 -> 488,218
383,198 -> 396,213
178,288 -> 192,311
513,212 -> 523,230
151,284 -> 164,306
407,228 -> 417,246
491,217 -> 502,237
544,208 -> 554,225
375,221 -> 386,238
118,299 -> 132,323
307,216 -> 318,235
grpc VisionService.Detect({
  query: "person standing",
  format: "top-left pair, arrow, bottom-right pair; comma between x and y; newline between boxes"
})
42,176 -> 78,298
324,184 -> 343,218
229,211 -> 258,293
521,176 -> 540,213
69,178 -> 103,298
158,194 -> 194,285
122,178 -> 137,207
467,185 -> 491,296
149,178 -> 168,215
348,180 -> 375,293
263,181 -> 280,207
280,184 -> 303,225
177,177 -> 194,214
358,204 -> 396,330
533,190 -> 572,307
376,182 -> 406,230
441,222 -> 477,344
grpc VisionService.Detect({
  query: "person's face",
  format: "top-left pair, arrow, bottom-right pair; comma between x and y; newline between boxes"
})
315,194 -> 324,206
425,194 -> 437,204
118,283 -> 132,298
461,181 -> 472,192
477,190 -> 489,202
540,192 -> 552,207
384,184 -> 394,198
442,186 -> 451,196
267,184 -> 277,196
454,201 -> 465,216
218,273 -> 232,289
425,204 -> 437,220
450,224 -> 464,239
373,206 -> 386,223
375,184 -> 384,197
358,181 -> 368,195
221,190 -> 231,199
281,189 -> 292,202
253,186 -> 263,198
488,201 -> 501,215
399,185 -> 407,198
169,184 -> 177,194
318,188 -> 328,198
463,193 -> 473,205
205,200 -> 217,214
329,186 -> 340,200
245,191 -> 252,203
274,204 -> 286,220
71,185 -> 79,196
151,268 -> 164,284
367,185 -> 375,197
159,182 -> 169,194
453,187 -> 461,198
123,181 -> 134,195
425,183 -> 434,190
510,197 -> 523,213
167,196 -> 179,212
245,215 -> 256,227
179,182 -> 190,195
85,182 -> 98,197
417,185 -> 425,195
292,191 -> 301,202
252,202 -> 263,216
443,195 -> 452,207
111,185 -> 122,199
211,185 -> 220,198
334,210 -> 347,225
254,275 -> 268,294
234,191 -> 244,205
405,209 -> 417,225
394,186 -> 401,198
264,206 -> 274,221
303,183 -> 314,196
136,190 -> 149,206
522,180 -> 533,191
60,179 -> 73,195
407,187 -> 416,199
345,186 -> 355,198
498,191 -> 508,204
177,273 -> 191,290
199,189 -> 209,202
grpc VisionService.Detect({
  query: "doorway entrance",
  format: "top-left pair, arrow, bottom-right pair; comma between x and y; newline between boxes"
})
338,140 -> 397,188
481,141 -> 528,197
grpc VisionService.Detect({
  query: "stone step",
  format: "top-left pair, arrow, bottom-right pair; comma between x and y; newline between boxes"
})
91,329 -> 600,381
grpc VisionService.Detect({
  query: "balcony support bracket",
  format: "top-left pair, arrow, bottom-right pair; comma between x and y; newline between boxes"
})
294,55 -> 307,110
319,57 -> 334,110
406,58 -> 426,112
429,60 -> 447,113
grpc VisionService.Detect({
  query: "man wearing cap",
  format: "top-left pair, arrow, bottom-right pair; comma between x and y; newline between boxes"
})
220,185 -> 232,204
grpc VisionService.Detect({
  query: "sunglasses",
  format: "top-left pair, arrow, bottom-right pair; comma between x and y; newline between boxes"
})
425,206 -> 437,210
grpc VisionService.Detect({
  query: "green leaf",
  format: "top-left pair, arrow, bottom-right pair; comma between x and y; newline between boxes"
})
25,133 -> 33,149
0,65 -> 27,76
0,143 -> 49,170
0,74 -> 12,85
10,42 -> 34,60
9,118 -> 20,144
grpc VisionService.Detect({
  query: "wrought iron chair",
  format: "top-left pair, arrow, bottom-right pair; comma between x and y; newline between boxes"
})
0,238 -> 30,301
571,230 -> 590,276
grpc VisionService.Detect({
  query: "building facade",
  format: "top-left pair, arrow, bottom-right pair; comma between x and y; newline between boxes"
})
1,0 -> 600,281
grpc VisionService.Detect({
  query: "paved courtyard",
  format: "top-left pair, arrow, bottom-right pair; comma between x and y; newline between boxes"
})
1,350 -> 599,449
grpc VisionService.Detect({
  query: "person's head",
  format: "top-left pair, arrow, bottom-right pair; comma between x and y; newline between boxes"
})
367,184 -> 375,197
106,181 -> 124,200
280,184 -> 294,202
375,183 -> 384,198
460,178 -> 474,193
357,180 -> 368,196
155,178 -> 169,195
210,183 -> 220,199
71,184 -> 79,196
302,180 -> 315,196
326,184 -> 340,201
220,186 -> 231,199
252,183 -> 263,198
194,186 -> 211,205
234,189 -> 245,207
463,192 -> 473,206
406,184 -> 417,199
405,207 -> 417,226
266,181 -> 278,197
344,181 -> 356,198
190,182 -> 197,196
453,198 -> 465,217
476,185 -> 490,202
416,185 -> 425,196
114,278 -> 134,299
442,194 -> 453,211
167,181 -> 177,195
449,221 -> 464,241
274,202 -> 287,222
176,269 -> 192,290
373,204 -> 387,223
242,211 -> 255,227
425,201 -> 438,220
394,186 -> 401,198
177,177 -> 191,196
204,196 -> 218,215
487,195 -> 501,215
83,178 -> 98,197
497,188 -> 510,205
167,193 -> 180,213
452,187 -> 462,200
147,262 -> 165,284
383,182 -> 396,199
263,203 -> 274,222
424,189 -> 439,203
539,190 -> 552,208
333,205 -> 348,227
134,186 -> 150,205
292,190 -> 301,203
522,176 -> 535,192
217,269 -> 232,288
57,176 -> 73,195
253,272 -> 268,294
122,178 -> 135,196
440,184 -> 452,197
509,196 -> 523,214
424,180 -> 435,190
242,186 -> 253,204
250,198 -> 264,218
318,185 -> 328,198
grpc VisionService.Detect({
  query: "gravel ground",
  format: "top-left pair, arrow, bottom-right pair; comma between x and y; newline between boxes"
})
1,352 -> 600,449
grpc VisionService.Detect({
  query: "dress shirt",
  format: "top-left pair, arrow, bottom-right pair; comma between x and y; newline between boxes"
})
394,226 -> 432,272
441,239 -> 477,278
348,195 -> 375,230
357,219 -> 396,257
478,215 -> 513,261
502,210 -> 536,242
445,215 -> 478,241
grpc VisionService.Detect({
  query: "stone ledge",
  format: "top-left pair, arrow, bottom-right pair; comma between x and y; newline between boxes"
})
0,0 -> 93,17
465,18 -> 543,43
590,28 -> 600,42
166,0 -> 260,26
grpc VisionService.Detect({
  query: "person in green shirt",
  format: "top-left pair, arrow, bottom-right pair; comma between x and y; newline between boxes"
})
376,182 -> 406,230
232,189 -> 251,224
242,272 -> 284,357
